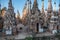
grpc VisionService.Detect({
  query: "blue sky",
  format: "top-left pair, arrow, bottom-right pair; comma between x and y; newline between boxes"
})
1,0 -> 60,16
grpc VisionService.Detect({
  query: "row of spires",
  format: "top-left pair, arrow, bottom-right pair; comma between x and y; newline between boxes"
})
0,0 -> 60,11
24,0 -> 60,11
0,0 -> 60,16
7,0 -> 60,18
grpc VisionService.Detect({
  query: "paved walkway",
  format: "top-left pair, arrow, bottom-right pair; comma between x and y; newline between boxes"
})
36,32 -> 54,37
14,32 -> 55,39
0,32 -> 55,40
14,33 -> 32,40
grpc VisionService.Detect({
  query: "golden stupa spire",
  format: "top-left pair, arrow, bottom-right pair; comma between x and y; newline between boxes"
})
41,0 -> 44,13
33,0 -> 38,8
48,0 -> 52,13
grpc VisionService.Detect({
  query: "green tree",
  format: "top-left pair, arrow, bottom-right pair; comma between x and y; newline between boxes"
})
25,36 -> 33,40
